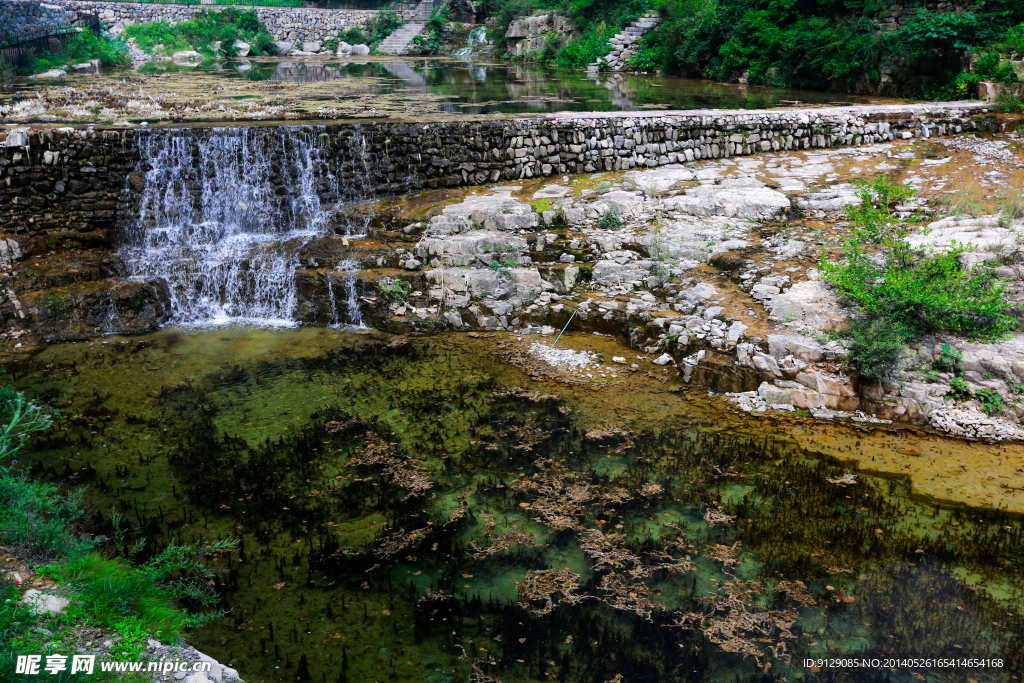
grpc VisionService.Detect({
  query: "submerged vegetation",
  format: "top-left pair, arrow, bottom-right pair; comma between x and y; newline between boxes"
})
6,330 -> 1023,681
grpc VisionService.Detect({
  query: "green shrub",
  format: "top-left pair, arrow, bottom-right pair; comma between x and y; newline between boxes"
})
596,209 -> 622,230
975,387 -> 1007,415
949,376 -> 973,400
646,0 -> 1023,96
0,471 -> 89,559
822,237 -> 1013,339
343,26 -> 367,44
842,316 -> 909,382
933,344 -> 963,374
556,22 -> 615,67
821,177 -> 1014,341
998,22 -> 1024,55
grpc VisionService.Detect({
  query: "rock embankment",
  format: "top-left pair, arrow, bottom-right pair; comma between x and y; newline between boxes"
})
47,0 -> 377,43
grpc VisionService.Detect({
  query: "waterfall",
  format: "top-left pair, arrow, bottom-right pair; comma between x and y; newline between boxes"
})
123,126 -> 371,327
453,26 -> 487,57
335,259 -> 363,328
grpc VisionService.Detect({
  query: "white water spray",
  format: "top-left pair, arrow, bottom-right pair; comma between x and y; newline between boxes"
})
123,127 -> 364,326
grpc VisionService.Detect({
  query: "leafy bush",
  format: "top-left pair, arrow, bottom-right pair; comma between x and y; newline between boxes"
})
343,26 -> 367,44
823,177 -> 1014,380
996,21 -> 1024,55
842,315 -> 908,382
645,0 -> 1024,96
949,376 -> 973,399
0,388 -> 89,559
822,178 -> 1013,341
933,344 -> 963,374
975,387 -> 1007,415
0,471 -> 90,559
596,208 -> 622,230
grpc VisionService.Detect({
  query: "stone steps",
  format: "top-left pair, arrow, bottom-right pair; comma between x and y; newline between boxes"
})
378,22 -> 425,55
588,13 -> 662,73
400,0 -> 435,22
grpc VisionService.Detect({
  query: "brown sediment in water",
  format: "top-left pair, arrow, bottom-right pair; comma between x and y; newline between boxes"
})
8,326 -> 1023,682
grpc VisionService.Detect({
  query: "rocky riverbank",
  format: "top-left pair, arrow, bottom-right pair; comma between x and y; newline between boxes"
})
356,120 -> 1024,439
2,107 -> 1024,440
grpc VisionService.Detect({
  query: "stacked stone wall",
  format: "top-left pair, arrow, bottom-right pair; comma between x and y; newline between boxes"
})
1,0 -> 72,40
0,102 -> 993,246
46,0 -> 378,42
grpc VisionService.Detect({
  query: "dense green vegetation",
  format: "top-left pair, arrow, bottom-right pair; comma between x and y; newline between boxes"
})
17,29 -> 129,75
486,0 -> 1024,96
125,8 -> 278,57
821,178 -> 1014,381
363,9 -> 404,49
0,386 -> 232,677
488,0 -> 652,66
639,0 -> 1024,96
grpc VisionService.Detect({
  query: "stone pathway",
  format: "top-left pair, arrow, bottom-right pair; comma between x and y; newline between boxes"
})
587,13 -> 661,73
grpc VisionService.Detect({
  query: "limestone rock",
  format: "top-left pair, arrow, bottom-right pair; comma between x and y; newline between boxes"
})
767,335 -> 824,363
766,280 -> 843,330
349,44 -> 370,56
171,51 -> 204,65
20,589 -> 69,615
29,69 -> 66,79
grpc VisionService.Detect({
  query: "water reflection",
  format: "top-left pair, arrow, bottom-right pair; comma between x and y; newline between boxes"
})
218,57 -> 886,115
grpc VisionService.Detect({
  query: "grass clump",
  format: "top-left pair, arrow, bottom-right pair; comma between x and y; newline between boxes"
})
125,9 -> 278,57
822,177 -> 1014,381
0,384 -> 235,667
596,209 -> 622,230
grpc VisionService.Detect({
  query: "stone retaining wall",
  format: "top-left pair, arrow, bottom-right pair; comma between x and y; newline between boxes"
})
48,0 -> 377,42
0,102 -> 993,243
1,1 -> 72,40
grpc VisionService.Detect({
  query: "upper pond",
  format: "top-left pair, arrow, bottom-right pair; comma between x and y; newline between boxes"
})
2,57 -> 891,124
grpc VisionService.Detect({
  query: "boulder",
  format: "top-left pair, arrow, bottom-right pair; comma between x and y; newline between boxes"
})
29,69 -> 66,79
69,59 -> 100,73
20,589 -> 69,615
766,280 -> 843,330
275,40 -> 294,54
171,50 -> 204,65
232,40 -> 251,57
304,40 -> 322,53
767,335 -> 824,363
349,44 -> 370,55
663,179 -> 790,219
337,41 -> 352,55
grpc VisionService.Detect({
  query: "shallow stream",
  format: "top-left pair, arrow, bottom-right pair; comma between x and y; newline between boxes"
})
8,326 -> 1024,682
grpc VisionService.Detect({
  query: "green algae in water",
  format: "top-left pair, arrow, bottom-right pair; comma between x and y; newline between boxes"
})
9,327 -> 1024,682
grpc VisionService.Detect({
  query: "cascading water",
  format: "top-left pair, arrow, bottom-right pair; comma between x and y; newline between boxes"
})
123,127 -> 372,326
334,259 -> 364,328
453,26 -> 488,57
